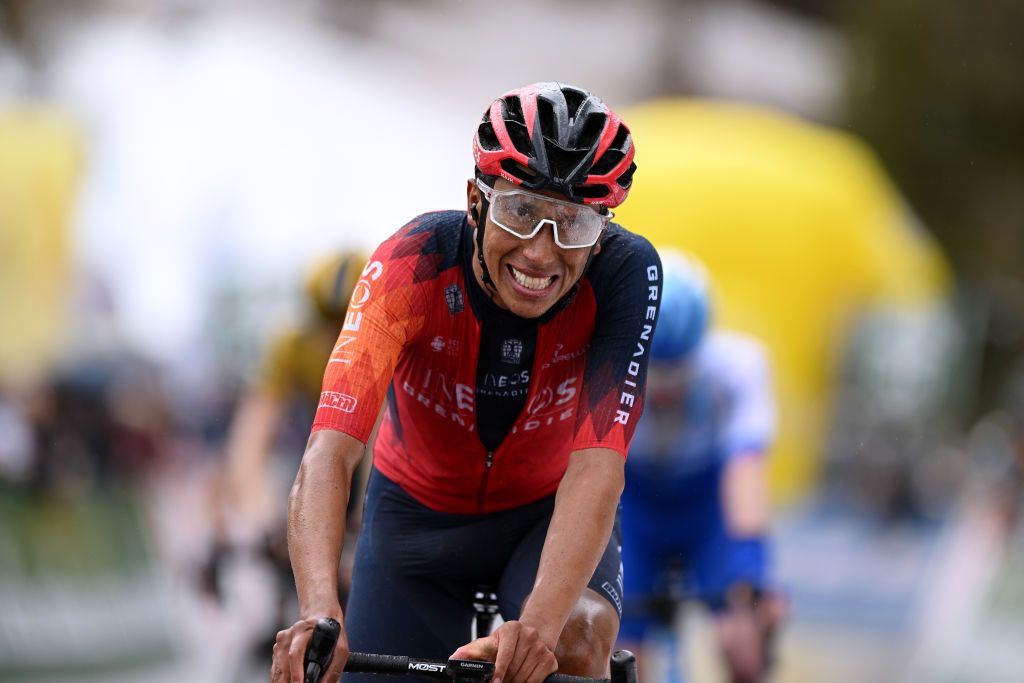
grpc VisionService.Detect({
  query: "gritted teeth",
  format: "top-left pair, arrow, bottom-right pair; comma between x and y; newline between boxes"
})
509,265 -> 555,290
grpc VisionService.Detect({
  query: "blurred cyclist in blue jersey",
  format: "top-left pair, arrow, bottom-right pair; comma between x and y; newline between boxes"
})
618,251 -> 784,683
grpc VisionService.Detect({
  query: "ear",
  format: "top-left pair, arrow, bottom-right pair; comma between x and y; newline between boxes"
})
466,178 -> 481,228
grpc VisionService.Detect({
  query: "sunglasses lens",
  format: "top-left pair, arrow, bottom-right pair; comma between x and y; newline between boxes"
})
495,194 -> 541,237
490,193 -> 603,247
557,211 -> 602,247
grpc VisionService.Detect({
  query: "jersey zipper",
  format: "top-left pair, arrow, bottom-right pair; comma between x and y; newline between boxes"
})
476,450 -> 494,514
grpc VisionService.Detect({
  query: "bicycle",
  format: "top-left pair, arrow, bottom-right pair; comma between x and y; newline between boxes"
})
625,557 -> 691,683
302,610 -> 638,683
623,558 -> 783,683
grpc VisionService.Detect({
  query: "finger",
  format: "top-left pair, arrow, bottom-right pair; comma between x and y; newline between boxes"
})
323,631 -> 349,682
452,636 -> 497,661
287,628 -> 313,683
271,630 -> 291,683
492,629 -> 518,683
522,651 -> 557,683
507,627 -> 542,683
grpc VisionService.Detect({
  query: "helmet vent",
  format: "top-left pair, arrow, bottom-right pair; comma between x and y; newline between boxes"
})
546,144 -> 590,182
616,162 -> 637,189
574,113 -> 604,150
505,121 -> 533,157
562,87 -> 587,119
503,95 -> 526,125
591,127 -> 631,176
537,97 -> 557,142
500,159 -> 539,181
573,184 -> 610,200
477,121 -> 501,152
590,150 -> 623,176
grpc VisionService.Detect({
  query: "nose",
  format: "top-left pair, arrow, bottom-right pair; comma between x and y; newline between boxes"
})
521,218 -> 559,262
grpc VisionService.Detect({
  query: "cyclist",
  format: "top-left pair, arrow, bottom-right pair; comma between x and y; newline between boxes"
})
224,250 -> 369,538
210,251 -> 368,647
617,251 -> 783,683
270,82 -> 665,683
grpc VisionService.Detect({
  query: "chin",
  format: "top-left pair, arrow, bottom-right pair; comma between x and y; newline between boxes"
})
504,293 -> 552,319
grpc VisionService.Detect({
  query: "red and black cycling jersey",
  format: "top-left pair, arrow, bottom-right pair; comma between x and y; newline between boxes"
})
312,211 -> 662,514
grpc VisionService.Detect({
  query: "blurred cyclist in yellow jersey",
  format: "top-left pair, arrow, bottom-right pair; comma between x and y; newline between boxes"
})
212,250 -> 369,644
224,251 -> 370,533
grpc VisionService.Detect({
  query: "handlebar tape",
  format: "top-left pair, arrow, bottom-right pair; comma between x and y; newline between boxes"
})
345,652 -> 413,674
546,675 -> 610,683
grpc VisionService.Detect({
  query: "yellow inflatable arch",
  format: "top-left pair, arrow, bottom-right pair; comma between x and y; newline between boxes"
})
0,107 -> 81,385
616,99 -> 950,503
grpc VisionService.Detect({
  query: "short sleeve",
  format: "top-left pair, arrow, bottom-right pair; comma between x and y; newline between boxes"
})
572,229 -> 663,455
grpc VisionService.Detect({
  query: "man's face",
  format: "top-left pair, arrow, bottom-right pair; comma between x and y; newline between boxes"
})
467,178 -> 602,319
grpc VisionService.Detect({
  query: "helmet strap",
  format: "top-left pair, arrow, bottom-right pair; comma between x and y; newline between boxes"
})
474,196 -> 498,296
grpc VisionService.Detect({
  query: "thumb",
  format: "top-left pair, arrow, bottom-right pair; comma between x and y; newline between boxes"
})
451,636 -> 497,661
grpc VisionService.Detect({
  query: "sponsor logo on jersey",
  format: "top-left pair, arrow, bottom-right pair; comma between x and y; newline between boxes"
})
500,338 -> 523,364
319,391 -> 358,413
541,342 -> 588,369
429,336 -> 461,356
614,264 -> 660,426
349,280 -> 372,309
507,376 -> 578,434
525,376 -> 578,414
402,369 -> 476,431
330,260 -> 383,365
444,284 -> 464,315
478,370 -> 530,398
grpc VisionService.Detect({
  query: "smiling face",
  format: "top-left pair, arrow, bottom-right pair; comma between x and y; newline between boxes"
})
467,178 -> 602,319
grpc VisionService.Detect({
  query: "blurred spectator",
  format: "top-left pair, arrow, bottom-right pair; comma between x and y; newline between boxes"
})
22,354 -> 171,497
0,391 -> 34,485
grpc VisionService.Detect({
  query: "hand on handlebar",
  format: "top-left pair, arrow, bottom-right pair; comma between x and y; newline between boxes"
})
271,610 -> 348,683
451,620 -> 557,683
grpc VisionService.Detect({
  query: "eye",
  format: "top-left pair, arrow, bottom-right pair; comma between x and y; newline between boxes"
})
507,198 -> 536,220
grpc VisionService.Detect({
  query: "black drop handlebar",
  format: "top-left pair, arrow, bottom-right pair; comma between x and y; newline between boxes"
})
304,618 -> 637,683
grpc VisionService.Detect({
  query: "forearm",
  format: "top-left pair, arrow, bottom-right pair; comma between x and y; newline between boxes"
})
722,453 -> 770,537
520,448 -> 624,648
288,429 -> 365,614
224,392 -> 282,526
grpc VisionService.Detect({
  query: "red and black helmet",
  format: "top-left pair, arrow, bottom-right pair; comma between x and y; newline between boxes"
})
473,82 -> 636,208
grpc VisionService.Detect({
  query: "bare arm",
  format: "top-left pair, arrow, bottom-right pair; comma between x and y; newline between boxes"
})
288,428 -> 365,615
274,428 -> 366,683
520,447 -> 624,648
453,448 -> 625,683
224,390 -> 284,532
722,453 -> 770,537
